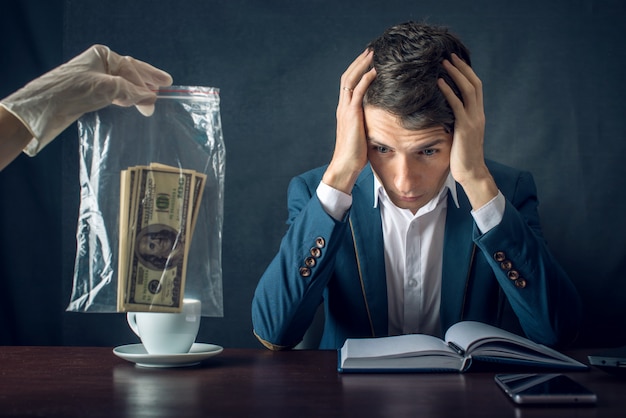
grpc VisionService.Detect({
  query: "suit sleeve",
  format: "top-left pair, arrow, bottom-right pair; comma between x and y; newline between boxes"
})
473,170 -> 582,346
251,175 -> 349,350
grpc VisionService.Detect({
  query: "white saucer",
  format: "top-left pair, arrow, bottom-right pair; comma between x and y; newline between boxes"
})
113,343 -> 223,368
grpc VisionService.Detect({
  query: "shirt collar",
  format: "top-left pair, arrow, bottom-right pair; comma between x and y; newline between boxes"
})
373,171 -> 460,210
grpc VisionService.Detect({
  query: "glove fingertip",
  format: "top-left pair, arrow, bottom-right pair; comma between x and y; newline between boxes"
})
136,103 -> 155,116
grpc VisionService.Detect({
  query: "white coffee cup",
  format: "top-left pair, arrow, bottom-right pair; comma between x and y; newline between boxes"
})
127,298 -> 201,355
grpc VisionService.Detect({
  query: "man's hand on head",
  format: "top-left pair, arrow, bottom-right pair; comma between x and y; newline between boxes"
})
323,49 -> 377,195
438,54 -> 497,209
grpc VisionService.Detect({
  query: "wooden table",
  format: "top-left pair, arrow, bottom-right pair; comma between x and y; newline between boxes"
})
0,346 -> 624,417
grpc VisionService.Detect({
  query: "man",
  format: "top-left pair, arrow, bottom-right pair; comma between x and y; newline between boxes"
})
252,21 -> 581,350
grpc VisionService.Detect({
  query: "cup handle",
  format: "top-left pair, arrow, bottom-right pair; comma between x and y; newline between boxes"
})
127,312 -> 140,337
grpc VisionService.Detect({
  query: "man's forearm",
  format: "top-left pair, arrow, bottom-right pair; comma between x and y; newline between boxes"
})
457,166 -> 499,210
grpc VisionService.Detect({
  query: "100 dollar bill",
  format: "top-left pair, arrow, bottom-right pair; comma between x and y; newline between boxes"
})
117,163 -> 205,313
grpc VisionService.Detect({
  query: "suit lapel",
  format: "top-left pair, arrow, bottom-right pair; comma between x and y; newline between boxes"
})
440,183 -> 476,330
348,168 -> 388,337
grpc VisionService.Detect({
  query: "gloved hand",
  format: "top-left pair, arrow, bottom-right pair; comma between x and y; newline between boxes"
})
0,44 -> 173,156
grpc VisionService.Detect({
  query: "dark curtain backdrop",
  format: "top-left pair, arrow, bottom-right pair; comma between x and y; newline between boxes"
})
1,0 -> 625,348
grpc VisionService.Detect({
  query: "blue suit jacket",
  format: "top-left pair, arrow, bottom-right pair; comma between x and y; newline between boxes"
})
252,161 -> 581,350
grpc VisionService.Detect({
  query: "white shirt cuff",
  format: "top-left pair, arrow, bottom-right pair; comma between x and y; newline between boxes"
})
316,181 -> 352,221
471,191 -> 505,234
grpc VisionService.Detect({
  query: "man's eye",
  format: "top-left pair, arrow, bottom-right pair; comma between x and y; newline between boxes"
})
422,148 -> 437,156
376,146 -> 390,153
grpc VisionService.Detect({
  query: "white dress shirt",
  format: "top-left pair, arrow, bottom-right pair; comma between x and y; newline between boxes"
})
316,172 -> 505,338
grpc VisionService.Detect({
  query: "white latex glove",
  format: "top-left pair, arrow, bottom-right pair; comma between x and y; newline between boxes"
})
0,44 -> 173,156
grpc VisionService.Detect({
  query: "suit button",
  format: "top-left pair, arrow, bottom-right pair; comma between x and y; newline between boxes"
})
299,267 -> 311,277
500,260 -> 513,270
507,270 -> 519,280
310,247 -> 321,258
304,257 -> 316,268
494,251 -> 506,262
515,278 -> 527,288
315,237 -> 326,248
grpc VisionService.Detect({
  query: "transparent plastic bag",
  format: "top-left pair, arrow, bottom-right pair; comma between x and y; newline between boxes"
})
67,86 -> 225,316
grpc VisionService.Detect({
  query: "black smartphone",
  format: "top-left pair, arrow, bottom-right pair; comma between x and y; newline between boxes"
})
494,373 -> 597,405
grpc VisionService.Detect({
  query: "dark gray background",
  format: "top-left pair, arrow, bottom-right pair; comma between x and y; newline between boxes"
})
1,0 -> 625,348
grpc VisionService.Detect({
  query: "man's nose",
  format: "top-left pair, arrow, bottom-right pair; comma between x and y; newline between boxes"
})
394,157 -> 419,194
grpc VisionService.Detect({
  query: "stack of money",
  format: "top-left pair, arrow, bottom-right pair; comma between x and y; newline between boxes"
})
117,163 -> 206,313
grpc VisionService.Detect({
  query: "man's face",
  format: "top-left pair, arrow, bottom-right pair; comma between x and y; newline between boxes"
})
364,106 -> 452,214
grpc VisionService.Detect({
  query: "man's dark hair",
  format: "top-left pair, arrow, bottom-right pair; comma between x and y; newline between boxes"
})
364,21 -> 471,132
